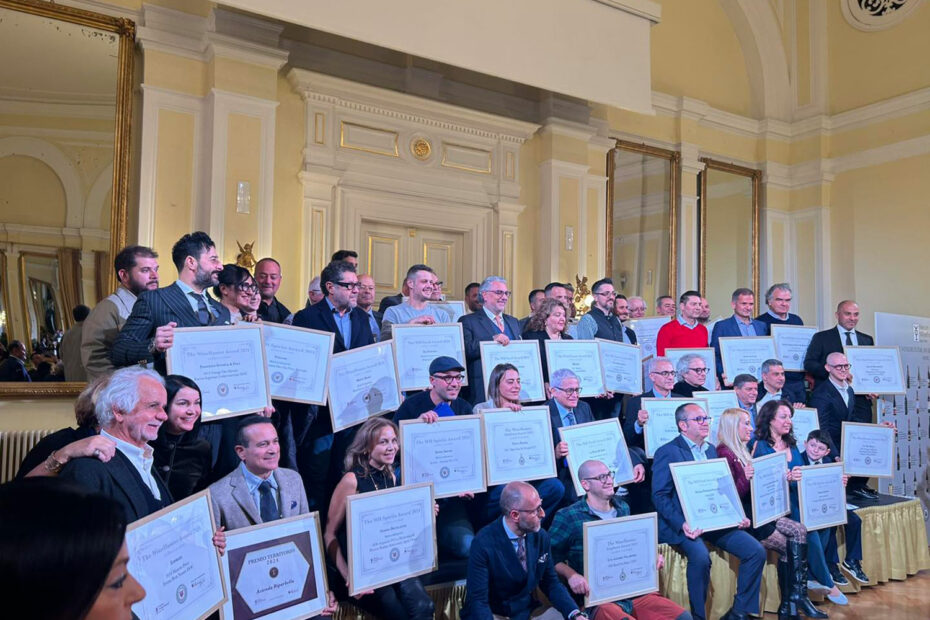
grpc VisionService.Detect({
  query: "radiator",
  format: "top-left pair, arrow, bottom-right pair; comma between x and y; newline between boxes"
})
0,429 -> 53,483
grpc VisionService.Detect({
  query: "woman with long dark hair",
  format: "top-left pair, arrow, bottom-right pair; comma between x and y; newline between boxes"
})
151,375 -> 212,500
213,264 -> 261,323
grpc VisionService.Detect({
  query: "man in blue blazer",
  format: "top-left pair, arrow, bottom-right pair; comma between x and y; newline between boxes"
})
111,231 -> 229,375
461,481 -> 587,620
710,288 -> 768,386
459,276 -> 523,404
652,402 -> 765,620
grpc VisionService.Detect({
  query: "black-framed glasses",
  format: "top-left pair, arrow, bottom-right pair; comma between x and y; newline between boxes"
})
582,471 -> 615,483
688,367 -> 709,374
514,505 -> 544,515
333,281 -> 360,290
553,386 -> 583,395
650,370 -> 676,377
688,416 -> 712,424
829,363 -> 852,371
236,283 -> 259,293
431,374 -> 464,384
595,290 -> 616,298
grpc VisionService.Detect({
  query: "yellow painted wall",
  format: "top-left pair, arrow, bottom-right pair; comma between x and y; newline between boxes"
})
557,177 -> 579,280
151,109 -> 195,262
0,157 -> 66,227
223,113 -> 262,263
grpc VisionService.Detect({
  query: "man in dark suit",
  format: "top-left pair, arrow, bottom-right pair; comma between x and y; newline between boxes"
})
111,231 -> 229,374
622,357 -> 684,451
291,260 -> 374,512
652,402 -> 765,620
804,299 -> 875,387
755,283 -> 807,395
461,481 -> 587,620
0,340 -> 30,382
356,274 -> 383,340
756,358 -> 805,408
60,367 -> 173,522
254,257 -> 291,323
710,288 -> 768,386
459,276 -> 522,404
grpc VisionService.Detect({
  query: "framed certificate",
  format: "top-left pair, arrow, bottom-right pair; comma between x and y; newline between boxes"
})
480,340 -> 545,402
771,325 -> 818,372
597,339 -> 643,395
843,346 -> 906,395
797,462 -> 847,530
261,323 -> 334,405
583,513 -> 659,607
393,323 -> 467,391
642,397 -> 708,459
750,451 -> 790,528
699,390 -> 739,445
841,422 -> 895,478
429,300 -> 466,323
627,316 -> 673,359
791,407 -> 820,449
127,490 -> 226,620
346,482 -> 437,595
665,348 -> 716,391
544,339 -> 606,397
481,406 -> 558,485
327,341 -> 402,432
167,325 -> 271,420
400,415 -> 486,498
670,458 -> 746,532
559,419 -> 635,496
718,336 -> 776,384
220,512 -> 329,620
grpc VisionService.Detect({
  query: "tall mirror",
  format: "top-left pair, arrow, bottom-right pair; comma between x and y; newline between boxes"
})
698,158 -> 760,316
606,141 -> 679,307
0,0 -> 134,395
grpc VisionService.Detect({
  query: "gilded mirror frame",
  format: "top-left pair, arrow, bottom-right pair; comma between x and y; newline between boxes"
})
606,140 -> 679,302
0,0 -> 135,398
698,157 -> 761,313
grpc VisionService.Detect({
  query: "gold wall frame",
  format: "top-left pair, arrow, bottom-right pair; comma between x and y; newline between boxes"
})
606,140 -> 679,301
0,0 -> 135,398
698,157 -> 761,313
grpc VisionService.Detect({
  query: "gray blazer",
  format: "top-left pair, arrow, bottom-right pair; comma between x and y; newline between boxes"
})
208,466 -> 308,530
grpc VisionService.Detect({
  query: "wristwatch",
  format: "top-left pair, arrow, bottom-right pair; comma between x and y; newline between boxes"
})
568,611 -> 589,619
44,450 -> 66,474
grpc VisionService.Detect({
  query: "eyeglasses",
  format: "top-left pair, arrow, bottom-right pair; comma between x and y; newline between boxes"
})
488,290 -> 511,297
688,416 -> 712,424
435,281 -> 444,287
688,367 -> 709,374
236,283 -> 259,293
650,370 -> 676,377
829,364 -> 852,371
582,471 -> 615,483
553,386 -> 582,395
333,281 -> 360,290
358,285 -> 375,292
595,290 -> 616,298
431,374 -> 464,384
514,505 -> 544,515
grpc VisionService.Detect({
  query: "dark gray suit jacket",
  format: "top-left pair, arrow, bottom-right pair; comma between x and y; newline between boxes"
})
459,311 -> 522,404
208,466 -> 309,530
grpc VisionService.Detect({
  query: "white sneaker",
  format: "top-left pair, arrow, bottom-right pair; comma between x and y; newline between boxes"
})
807,579 -> 831,592
827,591 -> 849,606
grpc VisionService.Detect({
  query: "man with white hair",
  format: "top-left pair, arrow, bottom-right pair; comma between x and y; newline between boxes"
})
628,296 -> 647,318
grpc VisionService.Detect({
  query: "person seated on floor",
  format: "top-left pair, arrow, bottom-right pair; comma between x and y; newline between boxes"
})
461,481 -> 587,620
549,459 -> 691,620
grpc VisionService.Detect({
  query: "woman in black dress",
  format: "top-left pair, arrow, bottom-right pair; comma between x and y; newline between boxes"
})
521,298 -> 572,388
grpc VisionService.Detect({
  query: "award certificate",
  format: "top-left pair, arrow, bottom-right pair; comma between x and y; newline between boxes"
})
642,397 -> 708,459
718,336 -> 776,384
697,390 -> 739,445
665,348 -> 716,391
393,323 -> 467,391
261,323 -> 334,405
327,341 -> 401,432
844,346 -> 906,395
347,483 -> 437,595
597,339 -> 643,395
797,463 -> 847,530
544,340 -> 606,397
167,325 -> 271,420
400,415 -> 486,498
559,419 -> 635,495
583,513 -> 659,607
670,458 -> 746,533
127,491 -> 226,620
220,512 -> 328,620
841,422 -> 895,478
481,406 -> 557,485
627,316 -> 673,359
750,451 -> 790,528
791,408 -> 820,450
429,300 -> 465,323
480,340 -> 545,402
771,325 -> 818,372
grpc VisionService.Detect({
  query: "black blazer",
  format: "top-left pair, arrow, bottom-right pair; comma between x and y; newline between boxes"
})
800,451 -> 837,466
803,327 -> 874,386
807,380 -> 863,453
652,435 -> 721,545
377,293 -> 403,315
622,390 -> 685,450
755,380 -> 806,405
111,283 -> 231,374
291,299 -> 374,354
522,330 -> 572,383
459,311 -> 522,405
61,451 -> 173,523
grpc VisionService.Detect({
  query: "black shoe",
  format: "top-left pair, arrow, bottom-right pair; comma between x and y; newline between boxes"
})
843,559 -> 870,584
721,609 -> 750,620
863,487 -> 880,499
847,487 -> 874,502
828,564 -> 849,587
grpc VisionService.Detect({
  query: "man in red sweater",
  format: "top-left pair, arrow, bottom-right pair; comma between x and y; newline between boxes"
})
656,290 -> 708,355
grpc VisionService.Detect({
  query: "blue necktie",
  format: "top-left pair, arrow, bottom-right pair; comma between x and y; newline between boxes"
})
259,480 -> 280,522
189,292 -> 210,325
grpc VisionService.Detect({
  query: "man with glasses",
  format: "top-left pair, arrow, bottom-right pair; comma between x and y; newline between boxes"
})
652,403 -> 765,620
628,296 -> 648,318
673,353 -> 711,398
460,275 -> 522,404
355,274 -> 382,340
380,264 -> 450,340
756,358 -> 805,408
623,357 -> 685,451
656,291 -> 708,356
549,459 -> 692,620
710,288 -> 767,386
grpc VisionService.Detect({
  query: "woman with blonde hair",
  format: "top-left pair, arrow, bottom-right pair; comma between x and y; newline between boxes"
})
716,408 -> 821,620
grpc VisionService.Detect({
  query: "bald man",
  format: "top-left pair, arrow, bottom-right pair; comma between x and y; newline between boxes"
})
803,300 -> 874,388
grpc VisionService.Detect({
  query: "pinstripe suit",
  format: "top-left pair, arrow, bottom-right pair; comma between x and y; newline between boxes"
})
110,282 -> 230,374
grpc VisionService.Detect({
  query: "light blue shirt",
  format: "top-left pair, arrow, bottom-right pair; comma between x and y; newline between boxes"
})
830,377 -> 852,407
681,434 -> 710,461
837,325 -> 859,346
326,298 -> 352,349
554,399 -> 576,427
767,310 -> 788,321
239,462 -> 279,514
734,316 -> 758,337
100,430 -> 161,500
365,309 -> 380,340
501,516 -> 524,556
677,316 -> 699,330
175,279 -> 215,320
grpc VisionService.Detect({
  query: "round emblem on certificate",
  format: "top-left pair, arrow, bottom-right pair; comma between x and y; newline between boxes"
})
710,503 -> 718,514
619,569 -> 627,581
176,584 -> 187,604
748,365 -> 757,373
217,383 -> 229,397
271,371 -> 284,384
865,456 -> 872,465
821,503 -> 828,513
615,373 -> 624,383
390,548 -> 401,562
793,353 -> 800,360
873,376 -> 881,383
440,466 -> 450,479
269,566 -> 279,578
519,455 -> 526,466
769,496 -> 775,506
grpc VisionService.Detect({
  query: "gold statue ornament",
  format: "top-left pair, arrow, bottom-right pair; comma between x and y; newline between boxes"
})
235,241 -> 257,270
573,275 -> 592,316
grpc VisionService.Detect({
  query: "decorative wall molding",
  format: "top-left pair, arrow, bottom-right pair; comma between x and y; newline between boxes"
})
841,0 -> 925,31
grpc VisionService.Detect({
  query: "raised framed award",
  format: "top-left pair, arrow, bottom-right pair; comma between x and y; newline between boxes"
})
429,300 -> 466,322
718,336 -> 776,384
346,482 -> 437,595
699,390 -> 739,445
583,513 -> 659,607
843,346 -> 906,395
597,339 -> 643,395
481,406 -> 558,485
559,419 -> 635,495
479,339 -> 545,402
544,339 -> 606,397
220,512 -> 329,619
400,415 -> 487,498
261,323 -> 334,405
393,323 -> 467,391
642,397 -> 708,459
797,462 -> 847,530
627,316 -> 673,360
327,341 -> 402,432
750,451 -> 790,528
770,325 -> 818,372
669,458 -> 746,533
791,407 -> 820,450
665,347 -> 716,391
841,421 -> 895,478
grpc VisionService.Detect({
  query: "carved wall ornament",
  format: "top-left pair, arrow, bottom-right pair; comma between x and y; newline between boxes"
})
842,0 -> 925,31
411,137 -> 432,161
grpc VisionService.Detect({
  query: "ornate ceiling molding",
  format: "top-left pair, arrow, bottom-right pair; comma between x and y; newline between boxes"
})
841,0 -> 925,32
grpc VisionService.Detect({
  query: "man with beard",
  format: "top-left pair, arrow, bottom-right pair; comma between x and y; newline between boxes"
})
81,245 -> 160,381
111,232 -> 229,375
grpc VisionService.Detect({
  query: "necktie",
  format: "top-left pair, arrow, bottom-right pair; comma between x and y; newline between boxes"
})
189,292 -> 210,326
516,537 -> 527,571
494,315 -> 505,333
845,331 -> 854,346
565,410 -> 576,427
258,480 -> 280,522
